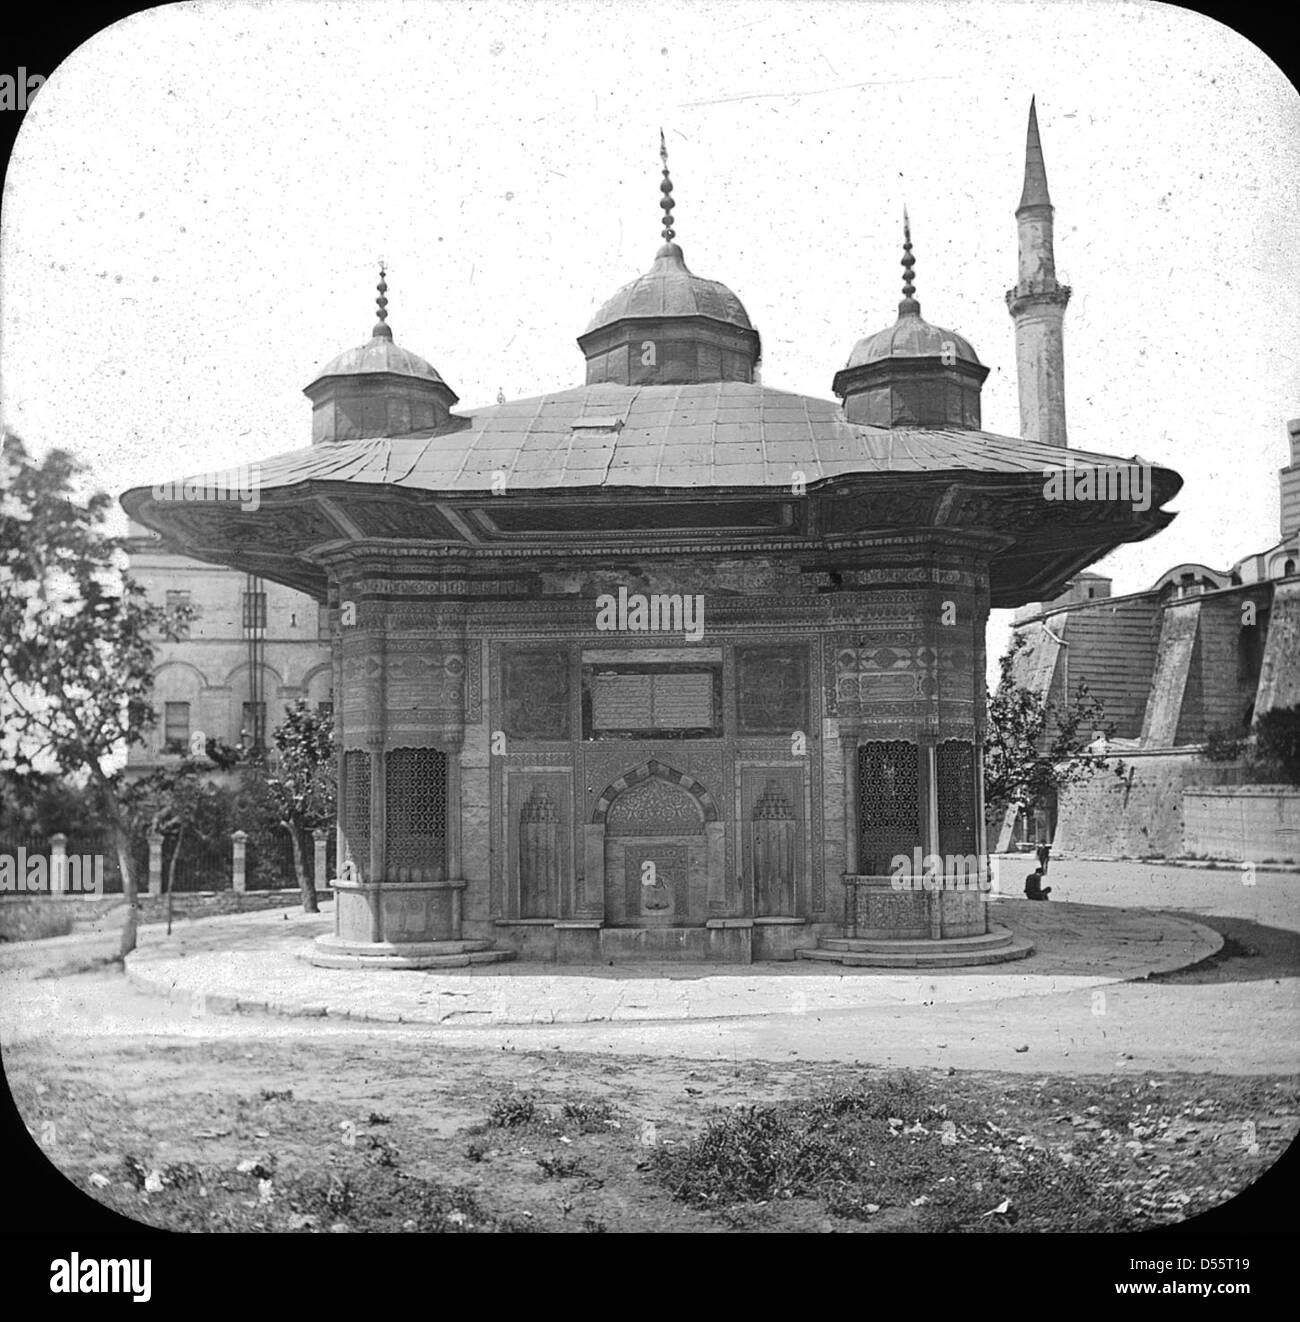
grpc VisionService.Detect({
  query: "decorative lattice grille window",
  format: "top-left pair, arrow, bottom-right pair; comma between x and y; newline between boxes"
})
856,740 -> 922,875
937,740 -> 978,857
385,747 -> 448,881
342,750 -> 370,874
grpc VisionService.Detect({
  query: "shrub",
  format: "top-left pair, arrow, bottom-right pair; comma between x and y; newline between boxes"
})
1199,726 -> 1247,763
486,1093 -> 539,1129
1253,705 -> 1300,785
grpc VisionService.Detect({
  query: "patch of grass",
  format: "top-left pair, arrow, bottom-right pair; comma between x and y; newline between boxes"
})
89,1155 -> 532,1233
650,1104 -> 856,1207
361,1134 -> 400,1169
537,1154 -> 586,1180
559,1098 -> 618,1133
486,1092 -> 540,1130
650,1071 -> 1155,1231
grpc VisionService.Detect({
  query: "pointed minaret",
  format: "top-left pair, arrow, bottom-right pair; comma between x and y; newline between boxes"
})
1006,98 -> 1071,447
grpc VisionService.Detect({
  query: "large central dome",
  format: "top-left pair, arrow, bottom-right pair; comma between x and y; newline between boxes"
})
578,137 -> 761,386
583,242 -> 753,335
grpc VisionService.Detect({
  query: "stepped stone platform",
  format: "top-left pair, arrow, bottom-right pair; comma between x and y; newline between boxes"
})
797,924 -> 1033,969
308,936 -> 515,971
116,898 -> 1223,1029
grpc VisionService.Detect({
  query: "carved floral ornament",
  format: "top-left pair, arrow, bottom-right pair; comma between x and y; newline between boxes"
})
605,777 -> 705,836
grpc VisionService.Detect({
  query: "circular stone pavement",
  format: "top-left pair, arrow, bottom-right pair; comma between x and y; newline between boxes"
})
123,899 -> 1222,1028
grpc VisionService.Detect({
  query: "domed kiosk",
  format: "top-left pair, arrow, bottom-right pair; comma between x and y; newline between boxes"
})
122,119 -> 1182,968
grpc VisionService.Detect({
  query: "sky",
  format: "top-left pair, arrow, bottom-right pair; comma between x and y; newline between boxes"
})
2,0 -> 1298,682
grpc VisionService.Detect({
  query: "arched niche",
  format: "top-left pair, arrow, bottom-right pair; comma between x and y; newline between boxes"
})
585,762 -> 724,927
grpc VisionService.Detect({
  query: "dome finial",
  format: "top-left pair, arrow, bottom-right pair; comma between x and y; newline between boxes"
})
899,208 -> 920,316
372,260 -> 392,340
659,128 -> 676,245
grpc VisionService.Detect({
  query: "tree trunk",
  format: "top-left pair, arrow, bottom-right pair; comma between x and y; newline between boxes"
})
89,769 -> 139,960
112,817 -> 138,959
284,821 -> 318,913
165,826 -> 185,936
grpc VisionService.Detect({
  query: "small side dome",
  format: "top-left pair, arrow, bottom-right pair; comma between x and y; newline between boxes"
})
845,315 -> 981,370
833,214 -> 988,430
310,337 -> 455,391
304,269 -> 458,443
577,136 -> 761,386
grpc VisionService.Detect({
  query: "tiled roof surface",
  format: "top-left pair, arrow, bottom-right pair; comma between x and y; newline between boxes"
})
201,381 -> 1173,495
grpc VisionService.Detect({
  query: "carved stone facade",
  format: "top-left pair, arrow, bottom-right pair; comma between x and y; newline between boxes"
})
302,534 -> 997,961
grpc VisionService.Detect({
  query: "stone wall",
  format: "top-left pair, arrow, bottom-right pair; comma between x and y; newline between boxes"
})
1182,787 -> 1300,863
1052,752 -> 1245,859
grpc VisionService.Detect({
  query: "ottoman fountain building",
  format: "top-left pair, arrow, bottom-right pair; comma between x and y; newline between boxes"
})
123,112 -> 1181,967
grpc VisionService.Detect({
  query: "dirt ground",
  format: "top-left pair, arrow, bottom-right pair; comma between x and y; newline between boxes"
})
5,942 -> 1297,1233
5,860 -> 1298,1234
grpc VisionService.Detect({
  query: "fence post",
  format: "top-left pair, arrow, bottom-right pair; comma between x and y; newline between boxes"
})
147,832 -> 164,897
50,833 -> 68,895
231,830 -> 248,894
312,827 -> 327,892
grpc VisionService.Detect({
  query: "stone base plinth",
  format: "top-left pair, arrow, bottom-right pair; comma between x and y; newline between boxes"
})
332,878 -> 465,945
308,934 -> 514,970
490,917 -> 824,964
752,917 -> 813,961
599,922 -> 752,962
322,877 -> 512,969
798,925 -> 1032,968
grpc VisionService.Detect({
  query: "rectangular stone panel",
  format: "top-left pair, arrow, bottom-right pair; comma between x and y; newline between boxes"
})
501,646 -> 571,740
735,644 -> 809,734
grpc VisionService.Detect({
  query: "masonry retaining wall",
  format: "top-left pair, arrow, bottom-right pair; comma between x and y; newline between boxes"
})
1052,753 -> 1246,859
1182,787 -> 1300,863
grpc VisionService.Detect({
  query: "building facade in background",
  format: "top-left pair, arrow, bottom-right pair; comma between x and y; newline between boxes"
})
124,521 -> 332,771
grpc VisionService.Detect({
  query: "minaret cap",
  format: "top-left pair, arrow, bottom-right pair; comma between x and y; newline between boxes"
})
1017,97 -> 1053,213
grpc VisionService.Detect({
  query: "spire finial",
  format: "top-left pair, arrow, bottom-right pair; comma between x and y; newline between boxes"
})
372,260 -> 392,339
899,207 -> 920,315
658,128 -> 676,244
1017,96 -> 1052,213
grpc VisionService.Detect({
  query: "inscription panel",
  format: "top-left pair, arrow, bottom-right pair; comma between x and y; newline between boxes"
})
582,662 -> 722,739
591,672 -> 713,730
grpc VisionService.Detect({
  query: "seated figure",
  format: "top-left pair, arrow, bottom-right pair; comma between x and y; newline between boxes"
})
1024,868 -> 1052,901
